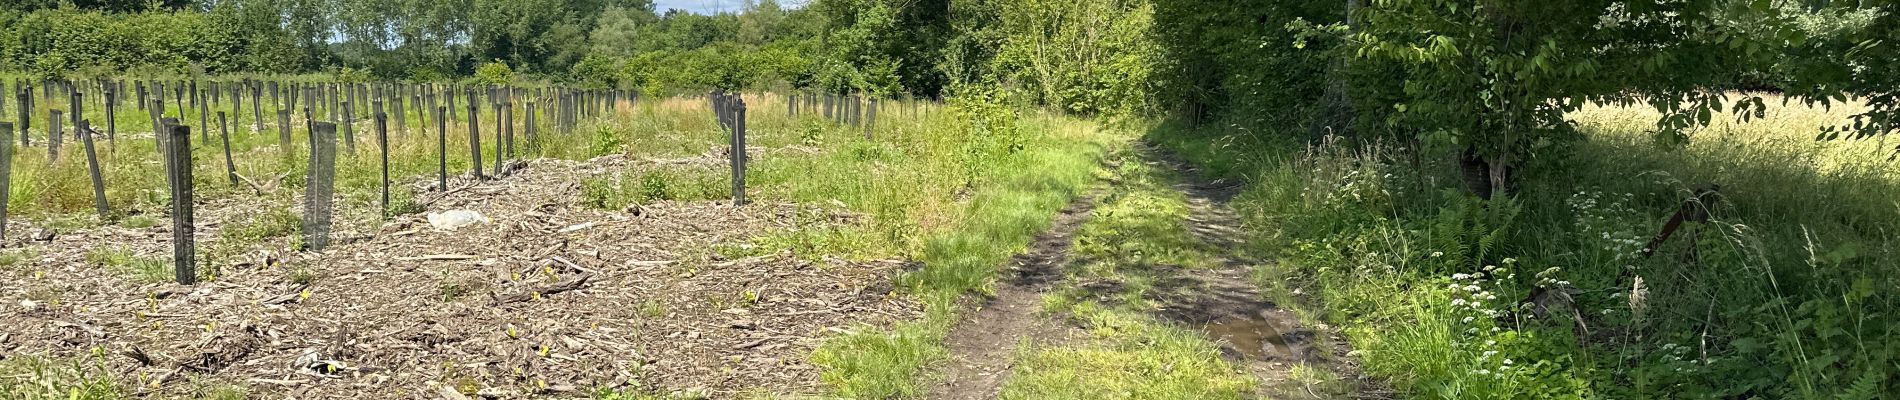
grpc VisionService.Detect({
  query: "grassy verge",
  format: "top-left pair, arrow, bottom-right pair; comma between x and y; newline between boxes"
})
807,96 -> 1129,398
1148,96 -> 1899,399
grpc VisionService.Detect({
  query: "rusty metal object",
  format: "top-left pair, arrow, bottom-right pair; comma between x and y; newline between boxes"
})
1641,184 -> 1721,258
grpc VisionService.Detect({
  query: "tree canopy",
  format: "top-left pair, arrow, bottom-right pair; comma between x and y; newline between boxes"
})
1,0 -> 1893,149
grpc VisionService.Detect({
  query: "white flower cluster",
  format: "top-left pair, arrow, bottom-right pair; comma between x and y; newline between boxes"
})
1447,258 -> 1558,382
1568,190 -> 1648,260
1448,265 -> 1508,334
1534,266 -> 1570,288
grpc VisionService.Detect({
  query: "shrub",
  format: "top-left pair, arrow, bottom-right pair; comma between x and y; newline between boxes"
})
474,60 -> 513,85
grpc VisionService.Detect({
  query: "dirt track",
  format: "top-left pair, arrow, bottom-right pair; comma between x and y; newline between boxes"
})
928,191 -> 1096,400
927,145 -> 1374,399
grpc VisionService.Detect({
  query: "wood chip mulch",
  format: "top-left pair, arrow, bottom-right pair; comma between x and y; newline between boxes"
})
0,157 -> 923,398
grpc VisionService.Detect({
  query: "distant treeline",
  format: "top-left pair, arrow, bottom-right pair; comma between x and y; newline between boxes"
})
2,0 -> 1893,143
0,0 -> 820,96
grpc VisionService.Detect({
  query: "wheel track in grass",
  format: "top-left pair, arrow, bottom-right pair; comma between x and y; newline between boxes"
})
930,144 -> 1378,400
1144,142 -> 1378,399
927,187 -> 1103,400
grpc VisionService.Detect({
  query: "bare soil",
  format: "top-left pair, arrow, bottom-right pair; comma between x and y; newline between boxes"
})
0,157 -> 922,398
926,192 -> 1098,400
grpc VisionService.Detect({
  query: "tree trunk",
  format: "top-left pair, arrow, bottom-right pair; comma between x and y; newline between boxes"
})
1313,0 -> 1361,138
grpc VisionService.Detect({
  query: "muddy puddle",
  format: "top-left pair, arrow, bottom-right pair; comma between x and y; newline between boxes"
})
1205,311 -> 1314,362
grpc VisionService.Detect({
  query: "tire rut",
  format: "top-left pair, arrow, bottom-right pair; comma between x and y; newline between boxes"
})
928,143 -> 1376,400
1142,142 -> 1376,399
927,190 -> 1101,400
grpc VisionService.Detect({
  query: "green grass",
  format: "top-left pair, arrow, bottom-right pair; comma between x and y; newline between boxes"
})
580,166 -> 729,210
217,207 -> 300,244
83,246 -> 169,283
118,215 -> 159,228
1002,302 -> 1254,400
808,100 -> 1128,398
1148,95 -> 1900,399
0,353 -> 120,400
558,96 -> 1126,398
997,158 -> 1256,400
0,248 -> 36,270
0,352 -> 248,400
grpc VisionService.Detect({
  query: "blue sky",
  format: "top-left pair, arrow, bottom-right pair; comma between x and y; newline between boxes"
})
652,0 -> 807,14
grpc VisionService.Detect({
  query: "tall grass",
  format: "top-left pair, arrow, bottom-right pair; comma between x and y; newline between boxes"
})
809,99 -> 1128,398
1149,95 -> 1899,399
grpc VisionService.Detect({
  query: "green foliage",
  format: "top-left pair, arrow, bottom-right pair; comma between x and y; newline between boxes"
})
589,124 -> 625,155
0,353 -> 121,400
84,246 -> 170,283
812,102 -> 1125,398
1147,0 -> 1339,129
951,90 -> 1027,184
809,0 -> 950,95
474,60 -> 515,85
119,215 -> 160,229
588,5 -> 655,59
335,66 -> 371,83
219,208 -> 301,245
469,0 -> 589,75
569,54 -> 621,88
0,7 -> 294,75
579,168 -> 727,210
1151,88 -> 1900,398
985,0 -> 1163,116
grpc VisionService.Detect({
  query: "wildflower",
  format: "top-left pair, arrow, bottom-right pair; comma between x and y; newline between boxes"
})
1431,251 -> 1444,258
1474,369 -> 1490,375
1452,299 -> 1468,306
1503,359 -> 1513,365
1462,316 -> 1475,323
